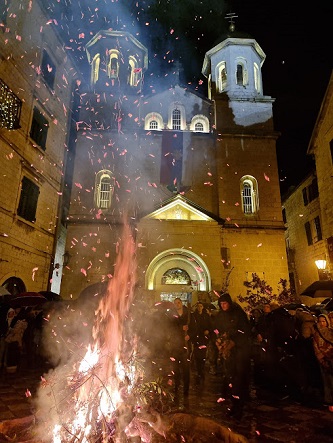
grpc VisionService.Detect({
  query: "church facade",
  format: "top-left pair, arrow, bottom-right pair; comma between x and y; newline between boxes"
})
60,26 -> 289,305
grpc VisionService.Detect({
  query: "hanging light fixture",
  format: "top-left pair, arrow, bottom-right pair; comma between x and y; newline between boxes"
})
315,259 -> 327,270
315,259 -> 327,280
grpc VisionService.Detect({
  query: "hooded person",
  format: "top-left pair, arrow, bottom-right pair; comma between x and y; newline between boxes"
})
312,313 -> 333,412
213,292 -> 252,419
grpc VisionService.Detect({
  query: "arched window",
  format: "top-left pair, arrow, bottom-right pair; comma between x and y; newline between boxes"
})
94,170 -> 114,210
107,51 -> 120,79
254,63 -> 260,93
149,120 -> 158,130
91,54 -> 100,85
240,176 -> 259,214
194,122 -> 203,132
128,56 -> 141,87
217,61 -> 227,92
236,64 -> 243,85
144,112 -> 163,130
190,115 -> 209,132
168,103 -> 185,130
172,109 -> 181,130
236,58 -> 248,87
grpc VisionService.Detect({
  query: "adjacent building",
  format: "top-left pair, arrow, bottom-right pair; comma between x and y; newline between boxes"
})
0,0 -> 80,295
283,71 -> 333,300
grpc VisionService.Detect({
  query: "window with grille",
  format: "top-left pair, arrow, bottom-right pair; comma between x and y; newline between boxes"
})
95,171 -> 113,210
242,183 -> 252,213
190,115 -> 209,132
17,176 -> 39,222
41,50 -> 56,90
172,109 -> 181,130
240,176 -> 258,214
30,107 -> 49,150
149,120 -> 158,130
194,122 -> 203,132
145,112 -> 163,131
99,177 -> 112,209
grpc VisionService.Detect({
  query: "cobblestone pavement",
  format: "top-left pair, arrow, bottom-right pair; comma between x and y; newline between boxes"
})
182,373 -> 333,443
0,367 -> 333,443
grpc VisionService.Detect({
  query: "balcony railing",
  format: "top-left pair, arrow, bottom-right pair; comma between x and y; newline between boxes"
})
0,78 -> 22,130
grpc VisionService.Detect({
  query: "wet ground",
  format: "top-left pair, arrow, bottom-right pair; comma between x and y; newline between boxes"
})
182,373 -> 333,443
0,366 -> 332,443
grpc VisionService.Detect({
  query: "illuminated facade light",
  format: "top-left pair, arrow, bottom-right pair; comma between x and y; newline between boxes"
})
0,78 -> 22,130
315,259 -> 327,270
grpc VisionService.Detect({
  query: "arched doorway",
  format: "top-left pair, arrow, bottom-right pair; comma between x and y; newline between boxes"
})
145,248 -> 211,303
1,277 -> 26,296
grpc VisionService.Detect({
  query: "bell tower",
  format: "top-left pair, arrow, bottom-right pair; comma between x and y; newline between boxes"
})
83,30 -> 148,131
86,30 -> 148,93
201,15 -> 286,289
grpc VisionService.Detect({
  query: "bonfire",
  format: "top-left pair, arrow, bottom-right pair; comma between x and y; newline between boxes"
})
0,223 -> 248,443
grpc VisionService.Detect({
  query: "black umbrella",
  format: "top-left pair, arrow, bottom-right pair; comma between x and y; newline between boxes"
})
78,281 -> 108,301
8,292 -> 47,308
39,290 -> 62,301
301,280 -> 333,297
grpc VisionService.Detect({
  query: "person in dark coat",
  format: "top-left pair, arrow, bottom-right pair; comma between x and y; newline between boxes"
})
0,305 -> 13,371
173,297 -> 191,398
213,292 -> 252,419
189,301 -> 212,386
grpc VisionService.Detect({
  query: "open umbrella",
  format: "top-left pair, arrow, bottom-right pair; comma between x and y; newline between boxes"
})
39,290 -> 62,301
153,300 -> 177,314
8,292 -> 47,308
300,280 -> 333,298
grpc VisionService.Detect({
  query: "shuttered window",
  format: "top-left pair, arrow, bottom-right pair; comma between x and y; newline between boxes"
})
304,221 -> 312,246
17,176 -> 39,222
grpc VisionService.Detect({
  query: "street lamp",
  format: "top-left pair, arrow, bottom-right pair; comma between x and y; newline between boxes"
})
315,259 -> 327,280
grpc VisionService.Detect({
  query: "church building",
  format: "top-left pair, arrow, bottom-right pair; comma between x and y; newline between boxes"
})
60,22 -> 289,305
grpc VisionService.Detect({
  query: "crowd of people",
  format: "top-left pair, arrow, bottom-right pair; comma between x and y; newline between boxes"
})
145,293 -> 333,419
1,290 -> 333,419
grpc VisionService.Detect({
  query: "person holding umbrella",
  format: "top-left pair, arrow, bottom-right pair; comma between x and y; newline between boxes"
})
4,307 -> 27,373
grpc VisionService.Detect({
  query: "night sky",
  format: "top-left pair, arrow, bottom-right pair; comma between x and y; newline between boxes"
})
46,0 -> 333,195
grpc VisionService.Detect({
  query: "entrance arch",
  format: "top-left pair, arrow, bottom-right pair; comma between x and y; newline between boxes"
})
1,277 -> 26,296
145,248 -> 211,292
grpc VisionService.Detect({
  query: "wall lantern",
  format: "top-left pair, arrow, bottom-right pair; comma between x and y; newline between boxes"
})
63,251 -> 71,267
315,259 -> 327,280
315,259 -> 327,270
